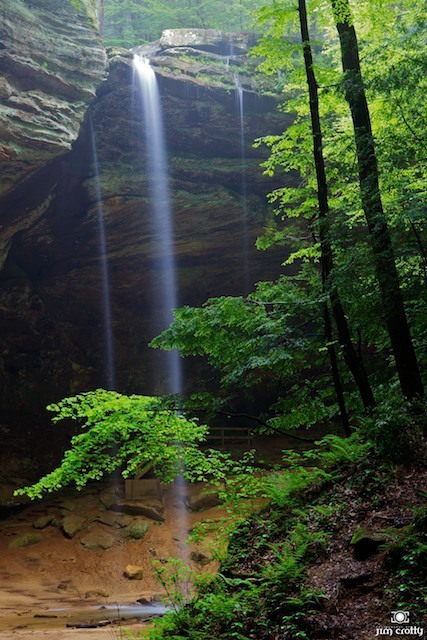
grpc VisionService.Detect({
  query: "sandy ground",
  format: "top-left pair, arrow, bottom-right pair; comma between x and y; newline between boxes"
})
0,482 -> 234,640
0,430 -> 341,639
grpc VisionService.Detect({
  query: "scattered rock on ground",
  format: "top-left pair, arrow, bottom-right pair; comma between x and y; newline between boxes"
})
124,564 -> 143,580
62,514 -> 86,538
187,485 -> 222,511
111,500 -> 165,522
80,529 -> 115,550
8,533 -> 43,548
94,512 -> 119,527
125,521 -> 149,539
33,514 -> 55,529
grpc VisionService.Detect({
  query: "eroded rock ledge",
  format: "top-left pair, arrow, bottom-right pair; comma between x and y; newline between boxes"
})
0,0 -> 107,197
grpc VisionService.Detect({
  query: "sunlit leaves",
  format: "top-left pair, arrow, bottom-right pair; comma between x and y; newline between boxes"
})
15,390 -> 212,498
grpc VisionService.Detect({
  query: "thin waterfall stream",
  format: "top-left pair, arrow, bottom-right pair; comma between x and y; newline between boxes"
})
89,117 -> 116,390
234,73 -> 250,293
133,54 -> 189,566
133,55 -> 182,395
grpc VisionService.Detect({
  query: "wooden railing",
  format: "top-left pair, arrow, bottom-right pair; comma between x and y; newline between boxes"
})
205,425 -> 253,448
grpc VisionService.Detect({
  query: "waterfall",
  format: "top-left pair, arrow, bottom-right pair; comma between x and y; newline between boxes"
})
133,55 -> 189,566
89,117 -> 115,390
133,55 -> 182,396
234,73 -> 250,293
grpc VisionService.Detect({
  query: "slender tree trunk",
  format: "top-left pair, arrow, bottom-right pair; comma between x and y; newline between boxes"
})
298,0 -> 375,414
323,298 -> 351,435
330,0 -> 424,401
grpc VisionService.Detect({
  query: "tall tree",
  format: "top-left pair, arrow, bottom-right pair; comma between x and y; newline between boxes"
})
330,0 -> 424,402
298,0 -> 375,421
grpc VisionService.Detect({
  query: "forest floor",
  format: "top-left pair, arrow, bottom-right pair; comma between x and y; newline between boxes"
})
1,433 -> 425,640
0,481 -> 235,640
215,448 -> 427,640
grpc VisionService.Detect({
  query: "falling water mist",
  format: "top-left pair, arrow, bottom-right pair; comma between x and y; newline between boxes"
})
133,55 -> 189,565
234,73 -> 251,293
133,55 -> 182,395
89,117 -> 115,390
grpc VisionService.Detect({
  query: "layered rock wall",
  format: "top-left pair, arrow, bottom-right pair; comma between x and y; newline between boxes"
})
0,0 -> 107,197
0,28 -> 294,489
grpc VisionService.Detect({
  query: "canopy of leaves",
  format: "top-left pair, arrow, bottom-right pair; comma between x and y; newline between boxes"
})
151,275 -> 351,431
252,0 -> 427,368
102,0 -> 262,48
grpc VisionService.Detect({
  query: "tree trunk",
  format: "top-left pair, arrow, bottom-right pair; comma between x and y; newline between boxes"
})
330,0 -> 424,401
298,0 -> 375,415
323,298 -> 351,435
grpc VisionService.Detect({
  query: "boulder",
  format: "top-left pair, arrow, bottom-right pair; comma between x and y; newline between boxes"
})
124,564 -> 143,580
99,489 -> 120,510
187,485 -> 222,512
94,512 -> 120,527
350,527 -> 388,561
33,514 -> 55,529
111,500 -> 165,522
125,521 -> 149,539
62,515 -> 86,538
80,529 -> 115,551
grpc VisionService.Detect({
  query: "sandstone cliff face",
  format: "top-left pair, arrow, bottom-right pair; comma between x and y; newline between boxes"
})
0,28 -> 294,490
0,0 -> 107,198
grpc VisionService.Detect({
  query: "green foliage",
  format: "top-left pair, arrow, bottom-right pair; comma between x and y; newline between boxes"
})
357,390 -> 426,463
102,0 -> 262,48
153,558 -> 194,611
251,0 -> 427,390
147,441 -> 347,640
14,390 -> 268,500
385,504 -> 427,614
151,274 -> 347,432
14,390 -> 213,499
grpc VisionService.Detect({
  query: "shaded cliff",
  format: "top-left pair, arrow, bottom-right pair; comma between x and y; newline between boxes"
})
0,27 -> 295,492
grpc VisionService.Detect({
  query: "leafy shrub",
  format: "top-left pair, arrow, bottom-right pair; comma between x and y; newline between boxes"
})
357,391 -> 425,463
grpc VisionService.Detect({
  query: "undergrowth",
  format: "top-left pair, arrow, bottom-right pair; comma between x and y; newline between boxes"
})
143,434 -> 372,640
130,431 -> 425,639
